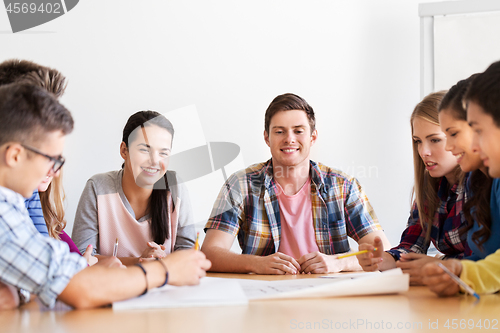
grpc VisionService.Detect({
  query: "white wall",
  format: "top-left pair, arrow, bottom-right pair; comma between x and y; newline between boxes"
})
0,0 -> 451,247
435,11 -> 500,91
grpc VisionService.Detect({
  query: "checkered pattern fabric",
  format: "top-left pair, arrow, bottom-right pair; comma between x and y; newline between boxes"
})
205,159 -> 382,256
0,186 -> 87,308
387,174 -> 472,260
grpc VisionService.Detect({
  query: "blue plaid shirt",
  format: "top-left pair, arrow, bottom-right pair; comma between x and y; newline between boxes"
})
0,186 -> 87,308
205,160 -> 382,256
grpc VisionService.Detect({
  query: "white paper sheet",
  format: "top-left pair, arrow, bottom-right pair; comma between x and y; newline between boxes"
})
113,277 -> 248,311
235,268 -> 409,300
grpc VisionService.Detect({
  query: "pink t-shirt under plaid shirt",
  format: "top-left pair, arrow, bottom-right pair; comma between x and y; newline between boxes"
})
277,179 -> 319,258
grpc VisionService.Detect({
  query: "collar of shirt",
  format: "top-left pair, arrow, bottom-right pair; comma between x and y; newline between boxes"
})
0,185 -> 27,209
263,159 -> 326,192
437,172 -> 468,202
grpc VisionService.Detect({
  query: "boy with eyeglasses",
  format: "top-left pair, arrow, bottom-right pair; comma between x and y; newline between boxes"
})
0,59 -> 68,239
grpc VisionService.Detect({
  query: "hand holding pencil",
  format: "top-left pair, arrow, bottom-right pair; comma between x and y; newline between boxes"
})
356,236 -> 385,272
421,259 -> 474,298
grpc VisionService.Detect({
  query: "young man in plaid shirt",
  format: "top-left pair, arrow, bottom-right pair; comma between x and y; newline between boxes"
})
202,93 -> 389,274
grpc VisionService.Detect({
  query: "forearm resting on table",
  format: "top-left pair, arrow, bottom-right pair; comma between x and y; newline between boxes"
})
58,262 -> 166,309
334,255 -> 363,272
202,246 -> 258,273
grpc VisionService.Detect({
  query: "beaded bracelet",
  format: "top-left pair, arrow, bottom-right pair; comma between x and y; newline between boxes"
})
156,258 -> 169,287
135,263 -> 148,296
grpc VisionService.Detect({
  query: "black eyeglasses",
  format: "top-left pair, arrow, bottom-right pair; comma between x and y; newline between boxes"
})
21,144 -> 66,174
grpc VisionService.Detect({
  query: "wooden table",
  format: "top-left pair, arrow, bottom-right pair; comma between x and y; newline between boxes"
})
1,272 -> 499,333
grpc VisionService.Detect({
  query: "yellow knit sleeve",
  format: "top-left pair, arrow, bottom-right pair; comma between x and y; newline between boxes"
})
460,249 -> 500,294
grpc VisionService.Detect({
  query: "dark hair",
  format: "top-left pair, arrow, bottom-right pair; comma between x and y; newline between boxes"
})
0,59 -> 67,98
0,83 -> 73,147
122,111 -> 175,244
465,60 -> 500,127
465,171 -> 492,249
439,74 -> 479,119
439,74 -> 492,248
264,93 -> 316,133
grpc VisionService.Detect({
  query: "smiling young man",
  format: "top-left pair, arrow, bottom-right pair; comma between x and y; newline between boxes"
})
202,93 -> 389,274
0,83 -> 210,309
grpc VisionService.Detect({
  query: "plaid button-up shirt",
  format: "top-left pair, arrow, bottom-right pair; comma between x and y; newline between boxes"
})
205,160 -> 382,256
387,174 -> 472,260
0,186 -> 87,308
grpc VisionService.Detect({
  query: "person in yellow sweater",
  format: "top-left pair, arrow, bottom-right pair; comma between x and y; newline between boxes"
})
422,60 -> 500,295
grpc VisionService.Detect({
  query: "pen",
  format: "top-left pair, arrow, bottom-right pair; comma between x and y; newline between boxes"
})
113,238 -> 119,257
336,248 -> 378,259
194,232 -> 200,250
438,263 -> 480,300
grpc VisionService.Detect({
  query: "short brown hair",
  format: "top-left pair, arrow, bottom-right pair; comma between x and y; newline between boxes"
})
264,93 -> 316,133
0,59 -> 67,98
0,83 -> 74,147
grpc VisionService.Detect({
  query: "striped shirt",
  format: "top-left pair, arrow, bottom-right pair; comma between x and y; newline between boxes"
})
0,186 -> 87,308
24,190 -> 49,237
205,160 -> 382,256
387,174 -> 472,260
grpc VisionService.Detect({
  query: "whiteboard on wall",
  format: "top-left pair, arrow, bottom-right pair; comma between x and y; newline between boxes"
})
419,0 -> 500,97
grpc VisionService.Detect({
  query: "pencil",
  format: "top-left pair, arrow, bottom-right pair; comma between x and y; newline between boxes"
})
194,232 -> 200,250
336,248 -> 378,259
438,263 -> 480,300
113,238 -> 119,257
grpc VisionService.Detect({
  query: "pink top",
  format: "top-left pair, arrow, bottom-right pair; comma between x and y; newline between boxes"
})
276,179 -> 319,259
59,230 -> 81,255
97,192 -> 179,257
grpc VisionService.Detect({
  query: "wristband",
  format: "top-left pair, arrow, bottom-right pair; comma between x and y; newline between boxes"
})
156,258 -> 169,287
135,263 -> 148,296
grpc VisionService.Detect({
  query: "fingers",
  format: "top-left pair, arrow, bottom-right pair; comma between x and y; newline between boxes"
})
400,253 -> 424,261
298,252 -> 327,274
422,270 -> 450,286
263,253 -> 299,274
396,260 -> 412,270
356,247 -> 382,271
297,252 -> 314,265
302,262 -> 327,274
277,252 -> 301,271
274,258 -> 299,274
358,243 -> 375,251
421,265 -> 459,296
143,242 -> 167,259
148,241 -> 160,249
357,257 -> 381,272
422,262 -> 442,276
82,244 -> 93,259
164,250 -> 211,286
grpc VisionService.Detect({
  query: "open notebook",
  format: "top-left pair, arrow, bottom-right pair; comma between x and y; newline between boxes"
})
113,268 -> 408,310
